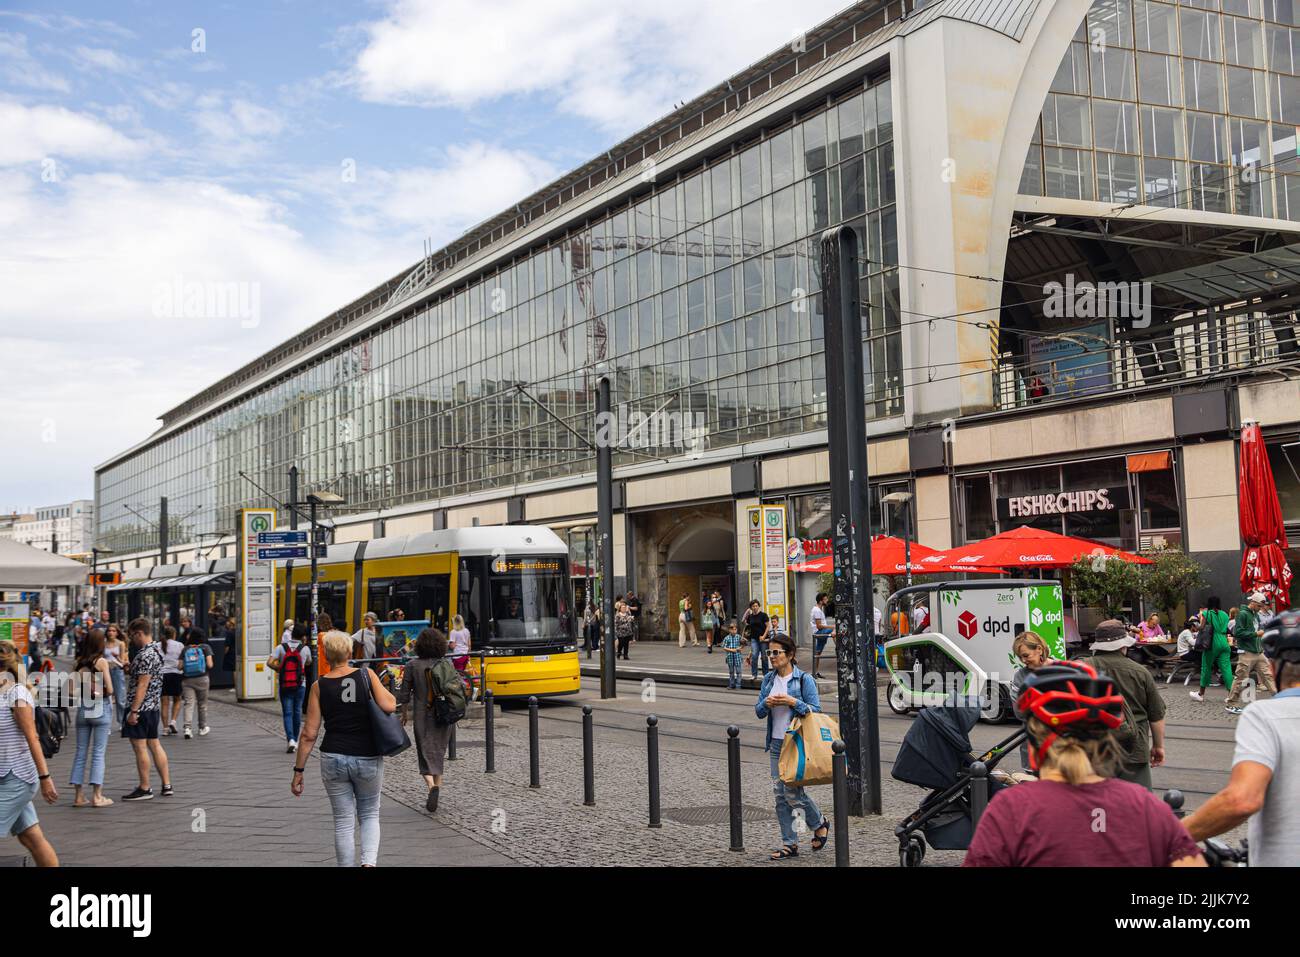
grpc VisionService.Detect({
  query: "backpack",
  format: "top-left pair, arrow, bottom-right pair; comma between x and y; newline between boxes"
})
280,641 -> 305,690
425,660 -> 467,726
182,646 -> 207,678
34,707 -> 64,759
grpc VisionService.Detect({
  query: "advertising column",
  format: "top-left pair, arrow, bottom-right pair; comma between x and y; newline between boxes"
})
237,508 -> 277,701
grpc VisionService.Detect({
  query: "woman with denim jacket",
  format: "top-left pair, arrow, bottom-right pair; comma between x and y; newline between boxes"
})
754,632 -> 830,860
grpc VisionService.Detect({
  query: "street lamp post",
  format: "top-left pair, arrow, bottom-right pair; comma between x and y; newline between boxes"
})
90,547 -> 112,617
305,491 -> 345,683
882,491 -> 915,587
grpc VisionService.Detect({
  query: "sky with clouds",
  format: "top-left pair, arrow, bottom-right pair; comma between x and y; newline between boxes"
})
0,0 -> 851,513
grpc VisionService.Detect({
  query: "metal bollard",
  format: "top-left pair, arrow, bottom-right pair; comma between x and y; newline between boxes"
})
969,760 -> 990,826
447,721 -> 457,761
727,725 -> 743,852
483,690 -> 495,774
646,715 -> 661,828
582,706 -> 595,806
832,739 -> 849,868
528,696 -> 541,788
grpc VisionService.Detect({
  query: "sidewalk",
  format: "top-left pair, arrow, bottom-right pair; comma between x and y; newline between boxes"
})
21,701 -> 514,867
580,636 -> 846,688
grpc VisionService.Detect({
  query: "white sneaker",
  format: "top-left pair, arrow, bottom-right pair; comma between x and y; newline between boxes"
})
1189,691 -> 1204,701
199,726 -> 210,736
290,740 -> 298,753
183,727 -> 192,739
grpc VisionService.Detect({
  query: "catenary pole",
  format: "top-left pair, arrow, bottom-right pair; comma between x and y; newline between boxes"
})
597,375 -> 617,699
158,496 -> 169,565
820,225 -> 881,816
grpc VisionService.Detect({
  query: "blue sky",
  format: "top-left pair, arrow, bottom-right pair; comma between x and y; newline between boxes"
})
0,0 -> 850,512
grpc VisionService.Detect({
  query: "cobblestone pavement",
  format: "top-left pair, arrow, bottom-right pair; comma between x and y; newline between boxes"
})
19,661 -> 1249,868
220,689 -> 963,868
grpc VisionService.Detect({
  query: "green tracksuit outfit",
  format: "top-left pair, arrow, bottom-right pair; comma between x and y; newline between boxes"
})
1199,608 -> 1233,693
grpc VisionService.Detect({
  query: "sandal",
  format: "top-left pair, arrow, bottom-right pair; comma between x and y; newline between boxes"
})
811,819 -> 830,851
770,845 -> 799,860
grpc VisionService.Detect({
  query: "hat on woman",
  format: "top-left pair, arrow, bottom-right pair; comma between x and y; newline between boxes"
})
1089,618 -> 1135,652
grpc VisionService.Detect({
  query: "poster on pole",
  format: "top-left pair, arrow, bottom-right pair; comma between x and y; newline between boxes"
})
746,506 -> 765,612
237,508 -> 277,701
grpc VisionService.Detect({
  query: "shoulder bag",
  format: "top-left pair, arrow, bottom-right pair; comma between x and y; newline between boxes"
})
353,665 -> 410,757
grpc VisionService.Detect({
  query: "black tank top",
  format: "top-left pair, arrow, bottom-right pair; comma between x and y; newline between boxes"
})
318,671 -> 378,757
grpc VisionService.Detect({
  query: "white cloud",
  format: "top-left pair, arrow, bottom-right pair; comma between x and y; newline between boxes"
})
71,45 -> 139,74
315,141 -> 558,237
0,133 -> 557,506
0,31 -> 70,92
351,0 -> 852,132
192,96 -> 286,159
0,166 -> 400,507
0,11 -> 135,41
0,100 -> 147,166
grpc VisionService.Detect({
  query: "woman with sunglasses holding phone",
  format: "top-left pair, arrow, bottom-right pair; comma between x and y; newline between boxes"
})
754,632 -> 830,860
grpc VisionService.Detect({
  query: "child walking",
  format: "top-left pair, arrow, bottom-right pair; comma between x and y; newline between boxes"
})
721,621 -> 744,689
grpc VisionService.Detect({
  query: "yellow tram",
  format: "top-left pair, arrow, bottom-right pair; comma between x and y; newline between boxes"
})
277,525 -> 580,699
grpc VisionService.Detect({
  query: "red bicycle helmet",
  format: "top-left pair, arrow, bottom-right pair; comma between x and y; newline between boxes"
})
1017,660 -> 1125,771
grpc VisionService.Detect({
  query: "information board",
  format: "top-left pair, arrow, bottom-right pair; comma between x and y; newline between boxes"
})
237,508 -> 277,701
747,505 -> 788,627
0,602 -> 30,655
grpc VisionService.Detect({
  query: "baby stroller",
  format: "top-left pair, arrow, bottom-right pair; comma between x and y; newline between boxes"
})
892,693 -> 1026,867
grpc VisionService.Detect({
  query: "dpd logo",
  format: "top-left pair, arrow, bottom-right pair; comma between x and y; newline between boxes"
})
983,615 -> 1012,639
957,611 -> 978,640
1030,608 -> 1043,628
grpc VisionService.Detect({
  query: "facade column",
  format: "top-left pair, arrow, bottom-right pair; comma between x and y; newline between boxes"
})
893,0 -> 1094,422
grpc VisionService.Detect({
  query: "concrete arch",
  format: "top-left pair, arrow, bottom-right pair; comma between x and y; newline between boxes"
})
665,517 -> 735,564
894,0 -> 1095,421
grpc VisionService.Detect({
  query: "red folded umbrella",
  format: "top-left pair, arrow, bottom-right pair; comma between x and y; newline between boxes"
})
1238,423 -> 1291,606
923,525 -> 1152,570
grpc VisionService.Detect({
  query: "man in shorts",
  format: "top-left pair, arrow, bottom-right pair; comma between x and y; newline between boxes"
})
121,617 -> 173,800
1184,610 -> 1300,866
810,592 -> 832,679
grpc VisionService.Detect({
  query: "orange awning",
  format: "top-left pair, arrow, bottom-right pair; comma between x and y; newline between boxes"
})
1127,450 -> 1171,473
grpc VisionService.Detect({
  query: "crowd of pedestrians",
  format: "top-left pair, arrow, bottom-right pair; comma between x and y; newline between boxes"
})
6,575 -> 1296,871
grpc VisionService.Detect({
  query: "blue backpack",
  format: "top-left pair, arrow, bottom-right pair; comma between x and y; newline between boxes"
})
182,645 -> 207,677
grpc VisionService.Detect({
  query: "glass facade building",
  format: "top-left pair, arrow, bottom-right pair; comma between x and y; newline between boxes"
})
1022,0 -> 1300,217
94,0 -> 1299,585
96,76 -> 900,553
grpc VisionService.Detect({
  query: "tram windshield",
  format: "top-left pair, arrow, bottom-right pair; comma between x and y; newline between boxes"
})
487,555 -> 574,643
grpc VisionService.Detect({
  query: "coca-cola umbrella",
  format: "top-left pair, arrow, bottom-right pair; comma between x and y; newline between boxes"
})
1238,422 -> 1292,607
922,525 -> 1153,571
787,536 -> 1004,575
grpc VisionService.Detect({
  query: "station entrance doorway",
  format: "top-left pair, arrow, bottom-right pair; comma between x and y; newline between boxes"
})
628,502 -> 735,640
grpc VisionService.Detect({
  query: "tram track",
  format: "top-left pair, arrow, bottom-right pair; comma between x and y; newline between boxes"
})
519,697 -> 1227,799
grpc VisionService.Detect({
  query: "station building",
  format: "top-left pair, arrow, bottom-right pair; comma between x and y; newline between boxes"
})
96,0 -> 1300,640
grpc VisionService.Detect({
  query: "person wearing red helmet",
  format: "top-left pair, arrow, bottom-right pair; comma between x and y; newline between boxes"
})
965,660 -> 1205,867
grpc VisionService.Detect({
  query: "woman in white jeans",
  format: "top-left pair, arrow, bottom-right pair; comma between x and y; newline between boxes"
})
292,630 -> 397,866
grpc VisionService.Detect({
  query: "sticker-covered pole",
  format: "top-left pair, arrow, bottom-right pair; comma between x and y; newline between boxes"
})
820,225 -> 880,816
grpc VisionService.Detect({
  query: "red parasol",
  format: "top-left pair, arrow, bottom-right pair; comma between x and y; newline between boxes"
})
1238,423 -> 1292,607
787,536 -> 1004,575
923,524 -> 1152,570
